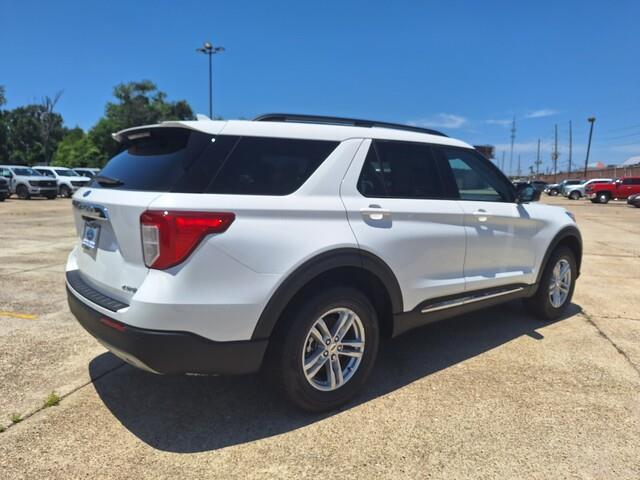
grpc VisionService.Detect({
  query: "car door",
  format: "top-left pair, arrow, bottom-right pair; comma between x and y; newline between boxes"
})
433,146 -> 541,291
0,168 -> 15,191
340,139 -> 467,312
619,178 -> 640,197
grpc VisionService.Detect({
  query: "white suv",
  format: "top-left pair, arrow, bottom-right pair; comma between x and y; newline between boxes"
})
34,166 -> 91,197
0,165 -> 58,199
66,114 -> 582,411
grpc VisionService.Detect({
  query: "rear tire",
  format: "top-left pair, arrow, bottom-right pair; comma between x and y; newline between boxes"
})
267,287 -> 379,412
598,192 -> 610,204
16,185 -> 30,200
524,246 -> 576,321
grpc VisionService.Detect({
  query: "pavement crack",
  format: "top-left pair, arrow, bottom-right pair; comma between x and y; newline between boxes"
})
581,310 -> 640,379
0,359 -> 125,433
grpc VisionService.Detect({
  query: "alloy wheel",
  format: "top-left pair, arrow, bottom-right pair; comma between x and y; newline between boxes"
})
302,307 -> 365,392
549,258 -> 571,308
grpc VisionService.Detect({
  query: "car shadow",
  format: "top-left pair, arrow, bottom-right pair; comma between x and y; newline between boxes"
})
90,301 -> 581,453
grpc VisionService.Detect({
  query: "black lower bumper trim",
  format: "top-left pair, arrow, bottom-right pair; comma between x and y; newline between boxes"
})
67,287 -> 268,375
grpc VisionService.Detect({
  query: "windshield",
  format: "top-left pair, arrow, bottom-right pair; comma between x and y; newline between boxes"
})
13,167 -> 40,176
55,169 -> 80,177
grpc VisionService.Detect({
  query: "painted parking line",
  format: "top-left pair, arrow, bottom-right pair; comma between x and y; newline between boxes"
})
0,311 -> 37,320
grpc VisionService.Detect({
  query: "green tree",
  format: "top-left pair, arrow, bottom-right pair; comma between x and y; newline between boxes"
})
89,80 -> 194,164
0,91 -> 66,165
52,128 -> 101,168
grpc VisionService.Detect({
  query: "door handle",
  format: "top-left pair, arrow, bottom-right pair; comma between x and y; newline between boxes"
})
472,209 -> 488,222
360,205 -> 391,220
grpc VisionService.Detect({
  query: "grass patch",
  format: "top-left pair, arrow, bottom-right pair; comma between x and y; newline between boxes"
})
44,392 -> 61,408
10,413 -> 22,424
0,425 -> 5,433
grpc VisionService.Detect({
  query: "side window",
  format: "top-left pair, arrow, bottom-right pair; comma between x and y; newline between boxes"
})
437,148 -> 513,202
633,178 -> 640,185
357,140 -> 445,199
0,168 -> 9,178
206,137 -> 338,196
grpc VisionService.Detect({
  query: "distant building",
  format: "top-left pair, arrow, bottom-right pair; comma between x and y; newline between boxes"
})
621,156 -> 640,167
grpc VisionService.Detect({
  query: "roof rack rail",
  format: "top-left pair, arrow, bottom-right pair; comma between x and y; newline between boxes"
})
253,113 -> 448,137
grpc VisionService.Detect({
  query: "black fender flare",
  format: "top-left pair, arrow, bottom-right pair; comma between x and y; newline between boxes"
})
535,225 -> 582,284
250,248 -> 403,340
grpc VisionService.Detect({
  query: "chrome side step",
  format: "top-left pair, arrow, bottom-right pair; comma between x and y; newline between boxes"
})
421,287 -> 524,314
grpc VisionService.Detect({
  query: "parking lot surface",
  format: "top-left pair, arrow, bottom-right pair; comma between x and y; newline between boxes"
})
1,196 -> 639,479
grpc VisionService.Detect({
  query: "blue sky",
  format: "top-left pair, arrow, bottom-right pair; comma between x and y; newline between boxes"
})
2,0 -> 639,173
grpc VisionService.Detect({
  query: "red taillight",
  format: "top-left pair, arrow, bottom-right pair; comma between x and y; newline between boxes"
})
100,317 -> 126,332
140,210 -> 235,269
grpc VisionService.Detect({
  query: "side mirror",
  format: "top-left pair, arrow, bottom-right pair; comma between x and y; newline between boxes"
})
516,184 -> 541,203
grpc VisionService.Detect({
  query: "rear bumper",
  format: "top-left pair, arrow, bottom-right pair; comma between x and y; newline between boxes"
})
66,284 -> 268,375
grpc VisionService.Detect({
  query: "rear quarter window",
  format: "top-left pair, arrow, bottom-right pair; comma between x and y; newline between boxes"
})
206,137 -> 338,195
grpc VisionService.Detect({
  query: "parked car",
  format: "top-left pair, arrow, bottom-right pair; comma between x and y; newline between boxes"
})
34,166 -> 92,198
0,165 -> 58,199
586,176 -> 640,203
562,178 -> 612,200
0,176 -> 9,201
545,179 -> 583,196
73,167 -> 101,178
627,193 -> 640,208
65,114 -> 582,411
531,180 -> 548,192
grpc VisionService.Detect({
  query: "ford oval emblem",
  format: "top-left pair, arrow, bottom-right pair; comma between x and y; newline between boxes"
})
83,190 -> 91,197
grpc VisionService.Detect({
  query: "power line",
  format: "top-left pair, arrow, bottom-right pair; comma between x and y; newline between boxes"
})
600,123 -> 640,135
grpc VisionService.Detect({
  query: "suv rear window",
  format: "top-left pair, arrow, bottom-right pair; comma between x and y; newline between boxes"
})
93,130 -> 338,195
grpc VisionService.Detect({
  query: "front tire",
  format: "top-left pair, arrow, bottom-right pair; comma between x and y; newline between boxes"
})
598,192 -> 610,204
569,191 -> 581,200
59,185 -> 71,198
268,287 -> 380,412
16,185 -> 30,200
549,189 -> 559,196
525,246 -> 577,321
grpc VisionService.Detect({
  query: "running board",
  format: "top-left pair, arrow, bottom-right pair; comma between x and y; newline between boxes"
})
391,284 -> 534,338
420,287 -> 524,314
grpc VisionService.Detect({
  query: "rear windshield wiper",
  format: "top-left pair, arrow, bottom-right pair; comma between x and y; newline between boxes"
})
94,175 -> 124,187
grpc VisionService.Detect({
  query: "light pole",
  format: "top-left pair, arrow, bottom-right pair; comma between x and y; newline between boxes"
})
196,41 -> 225,118
584,117 -> 596,178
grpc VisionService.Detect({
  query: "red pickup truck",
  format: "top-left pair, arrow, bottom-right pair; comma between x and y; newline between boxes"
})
587,176 -> 640,203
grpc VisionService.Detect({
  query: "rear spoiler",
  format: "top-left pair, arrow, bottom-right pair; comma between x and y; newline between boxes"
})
112,120 -> 226,144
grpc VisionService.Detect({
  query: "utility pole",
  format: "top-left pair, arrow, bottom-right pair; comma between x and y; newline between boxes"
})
552,124 -> 559,183
584,117 -> 596,178
517,154 -> 521,178
501,151 -> 506,172
196,40 -> 225,118
535,138 -> 542,178
509,116 -> 516,177
568,120 -> 573,175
